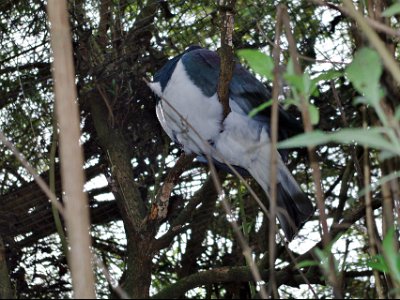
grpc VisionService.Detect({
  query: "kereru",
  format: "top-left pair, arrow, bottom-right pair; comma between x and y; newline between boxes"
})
147,45 -> 314,240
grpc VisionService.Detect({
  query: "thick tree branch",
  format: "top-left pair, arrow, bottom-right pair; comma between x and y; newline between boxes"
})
97,0 -> 112,48
88,92 -> 147,231
149,153 -> 195,221
152,262 -> 375,299
153,198 -> 382,298
152,266 -> 263,299
152,173 -> 224,252
0,236 -> 14,299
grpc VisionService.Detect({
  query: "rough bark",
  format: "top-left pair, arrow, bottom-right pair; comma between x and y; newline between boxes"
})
0,237 -> 14,299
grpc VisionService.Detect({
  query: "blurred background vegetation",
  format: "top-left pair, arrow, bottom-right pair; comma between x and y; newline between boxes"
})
0,0 -> 399,298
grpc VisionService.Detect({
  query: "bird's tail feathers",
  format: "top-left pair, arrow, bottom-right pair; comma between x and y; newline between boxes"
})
249,159 -> 314,241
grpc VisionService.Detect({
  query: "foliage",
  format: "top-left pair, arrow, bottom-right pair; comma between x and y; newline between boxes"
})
0,0 -> 399,299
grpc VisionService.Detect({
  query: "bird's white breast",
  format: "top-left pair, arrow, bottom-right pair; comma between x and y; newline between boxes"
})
153,60 -> 223,155
149,59 -> 275,182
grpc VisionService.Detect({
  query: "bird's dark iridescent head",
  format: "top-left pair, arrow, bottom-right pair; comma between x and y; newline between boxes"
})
154,45 -> 204,91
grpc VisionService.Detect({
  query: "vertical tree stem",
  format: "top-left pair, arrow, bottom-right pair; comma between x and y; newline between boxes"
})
0,237 -> 14,299
47,0 -> 96,298
268,5 -> 284,298
218,0 -> 236,118
49,116 -> 69,257
281,6 -> 342,298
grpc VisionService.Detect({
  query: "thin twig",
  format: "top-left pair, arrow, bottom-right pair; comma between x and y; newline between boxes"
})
281,6 -> 342,298
207,158 -> 268,299
0,130 -> 64,215
282,6 -> 331,245
342,0 -> 400,84
49,115 -> 68,257
312,0 -> 400,38
267,5 -> 284,298
95,257 -> 130,299
254,17 -> 328,297
330,80 -> 364,187
362,108 -> 386,299
144,77 -> 269,298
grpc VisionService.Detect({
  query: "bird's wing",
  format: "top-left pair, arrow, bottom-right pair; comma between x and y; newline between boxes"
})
181,48 -> 304,152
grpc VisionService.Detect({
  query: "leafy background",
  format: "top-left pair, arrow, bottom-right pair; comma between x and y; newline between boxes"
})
0,0 -> 399,298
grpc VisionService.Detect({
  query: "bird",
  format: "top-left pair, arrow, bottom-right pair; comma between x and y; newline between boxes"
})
147,45 -> 314,241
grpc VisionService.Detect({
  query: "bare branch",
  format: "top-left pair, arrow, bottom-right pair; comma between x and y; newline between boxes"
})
217,0 -> 236,118
149,153 -> 195,221
281,6 -> 341,297
0,131 -> 64,215
47,0 -> 95,297
343,0 -> 400,84
267,5 -> 284,297
312,0 -> 400,38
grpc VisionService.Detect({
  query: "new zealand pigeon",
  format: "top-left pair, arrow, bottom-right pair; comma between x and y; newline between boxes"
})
147,45 -> 314,240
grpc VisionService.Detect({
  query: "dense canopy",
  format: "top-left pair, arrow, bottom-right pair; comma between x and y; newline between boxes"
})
0,0 -> 399,298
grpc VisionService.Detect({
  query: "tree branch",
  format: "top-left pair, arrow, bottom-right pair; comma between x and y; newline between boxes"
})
47,0 -> 95,297
148,153 -> 195,221
154,194 -> 381,298
152,173 -> 224,252
217,0 -> 236,118
0,236 -> 14,299
152,262 -> 376,299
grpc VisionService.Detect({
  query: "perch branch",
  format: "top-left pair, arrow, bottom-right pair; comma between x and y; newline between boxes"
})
149,153 -> 195,221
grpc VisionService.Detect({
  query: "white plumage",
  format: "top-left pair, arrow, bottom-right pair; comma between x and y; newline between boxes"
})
149,60 -> 223,155
148,46 -> 314,240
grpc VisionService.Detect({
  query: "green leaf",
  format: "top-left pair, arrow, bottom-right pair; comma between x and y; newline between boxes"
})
277,130 -> 330,149
366,255 -> 389,273
284,72 -> 312,95
382,3 -> 400,17
282,98 -> 300,109
314,247 -> 332,272
383,227 -> 400,282
284,68 -> 317,99
302,72 -> 312,96
312,69 -> 343,83
346,48 -> 383,104
379,150 -> 398,161
309,104 -> 320,125
296,260 -> 319,268
310,69 -> 342,96
353,92 -> 385,107
331,128 -> 394,151
278,127 -> 398,155
237,49 -> 274,79
395,106 -> 400,120
248,99 -> 272,118
283,74 -> 305,92
314,248 -> 328,262
286,57 -> 295,76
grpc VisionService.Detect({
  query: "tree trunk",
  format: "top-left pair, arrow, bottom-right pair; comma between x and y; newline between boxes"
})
123,231 -> 153,298
0,237 -> 14,299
